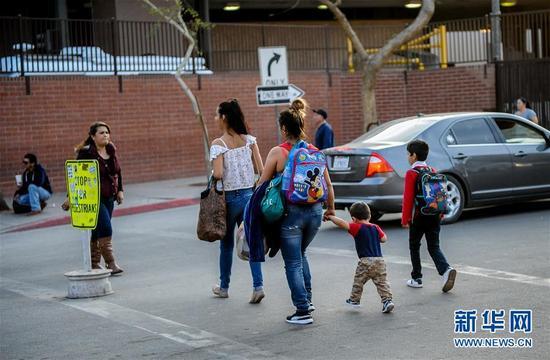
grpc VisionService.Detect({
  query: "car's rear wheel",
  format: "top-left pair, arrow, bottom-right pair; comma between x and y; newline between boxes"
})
442,175 -> 465,224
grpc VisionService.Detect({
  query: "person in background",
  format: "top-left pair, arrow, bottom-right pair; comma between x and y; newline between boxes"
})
313,108 -> 334,150
515,97 -> 539,124
13,153 -> 52,215
62,122 -> 124,275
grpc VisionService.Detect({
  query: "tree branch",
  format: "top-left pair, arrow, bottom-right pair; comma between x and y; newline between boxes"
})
369,0 -> 435,70
319,0 -> 368,60
142,0 -> 211,177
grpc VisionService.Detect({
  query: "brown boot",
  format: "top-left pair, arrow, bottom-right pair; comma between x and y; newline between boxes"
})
98,236 -> 124,275
90,240 -> 103,269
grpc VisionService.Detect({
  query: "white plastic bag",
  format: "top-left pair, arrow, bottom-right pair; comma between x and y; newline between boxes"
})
236,223 -> 250,261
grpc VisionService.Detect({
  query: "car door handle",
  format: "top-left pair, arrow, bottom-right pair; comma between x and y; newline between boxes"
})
453,153 -> 468,160
514,151 -> 527,157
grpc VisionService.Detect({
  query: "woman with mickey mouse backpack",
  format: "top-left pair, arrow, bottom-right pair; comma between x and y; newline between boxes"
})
258,98 -> 335,325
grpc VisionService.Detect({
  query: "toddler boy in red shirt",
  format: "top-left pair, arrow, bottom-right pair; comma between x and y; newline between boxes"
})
327,202 -> 394,313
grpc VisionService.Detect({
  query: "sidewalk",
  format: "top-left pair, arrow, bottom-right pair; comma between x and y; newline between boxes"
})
0,176 -> 207,234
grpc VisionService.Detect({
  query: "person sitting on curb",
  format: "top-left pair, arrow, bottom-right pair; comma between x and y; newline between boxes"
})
13,153 -> 52,216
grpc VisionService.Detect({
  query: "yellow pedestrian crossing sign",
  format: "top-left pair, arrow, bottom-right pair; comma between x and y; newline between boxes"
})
65,160 -> 100,229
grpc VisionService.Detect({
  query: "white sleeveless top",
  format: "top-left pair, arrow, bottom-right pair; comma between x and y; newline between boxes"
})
210,135 -> 256,191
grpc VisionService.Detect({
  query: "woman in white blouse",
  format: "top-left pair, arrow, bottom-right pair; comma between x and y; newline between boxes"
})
210,99 -> 265,303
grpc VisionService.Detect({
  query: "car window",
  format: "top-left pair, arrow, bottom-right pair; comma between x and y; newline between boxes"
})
354,118 -> 435,144
493,118 -> 546,145
445,131 -> 457,145
450,118 -> 496,145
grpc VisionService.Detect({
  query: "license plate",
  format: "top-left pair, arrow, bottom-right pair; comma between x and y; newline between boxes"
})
332,156 -> 349,170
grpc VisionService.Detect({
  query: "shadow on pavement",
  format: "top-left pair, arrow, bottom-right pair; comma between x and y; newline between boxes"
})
375,199 -> 550,229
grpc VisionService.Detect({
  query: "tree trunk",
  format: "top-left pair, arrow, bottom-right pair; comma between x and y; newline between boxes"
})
174,70 -> 212,179
362,63 -> 378,132
321,0 -> 435,131
142,0 -> 212,180
196,112 -> 212,179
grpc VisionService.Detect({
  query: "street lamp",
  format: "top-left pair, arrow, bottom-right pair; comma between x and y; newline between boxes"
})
405,1 -> 422,9
223,2 -> 240,11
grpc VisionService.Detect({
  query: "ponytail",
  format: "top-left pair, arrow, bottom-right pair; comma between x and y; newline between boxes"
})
279,98 -> 308,140
218,99 -> 249,135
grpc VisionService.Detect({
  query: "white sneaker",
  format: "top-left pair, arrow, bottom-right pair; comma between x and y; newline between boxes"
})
442,268 -> 457,293
406,278 -> 423,288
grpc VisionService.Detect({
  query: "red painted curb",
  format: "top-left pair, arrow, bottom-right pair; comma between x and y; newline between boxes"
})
4,197 -> 199,234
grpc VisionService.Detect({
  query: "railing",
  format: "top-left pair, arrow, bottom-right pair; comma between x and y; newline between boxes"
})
0,16 -> 211,76
0,9 -> 548,76
500,10 -> 550,61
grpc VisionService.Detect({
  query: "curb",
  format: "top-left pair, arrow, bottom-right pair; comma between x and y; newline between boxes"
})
2,197 -> 199,234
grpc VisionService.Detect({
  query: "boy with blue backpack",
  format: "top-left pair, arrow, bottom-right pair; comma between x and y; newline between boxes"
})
402,140 -> 457,293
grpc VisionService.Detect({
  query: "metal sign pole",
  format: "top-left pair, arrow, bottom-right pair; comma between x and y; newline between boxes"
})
81,230 -> 91,272
64,160 -> 112,299
275,105 -> 281,144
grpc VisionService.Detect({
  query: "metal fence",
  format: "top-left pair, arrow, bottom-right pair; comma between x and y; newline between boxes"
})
496,59 -> 550,130
0,9 -> 548,76
0,16 -> 209,76
209,9 -> 550,71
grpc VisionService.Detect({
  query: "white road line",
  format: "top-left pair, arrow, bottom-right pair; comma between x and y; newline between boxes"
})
0,277 -> 287,360
308,247 -> 550,288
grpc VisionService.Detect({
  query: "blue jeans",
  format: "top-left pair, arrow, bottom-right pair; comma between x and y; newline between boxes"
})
16,184 -> 51,211
280,203 -> 323,311
219,188 -> 263,290
91,197 -> 114,240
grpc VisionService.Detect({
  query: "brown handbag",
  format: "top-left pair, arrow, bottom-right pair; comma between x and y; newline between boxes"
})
197,177 -> 226,242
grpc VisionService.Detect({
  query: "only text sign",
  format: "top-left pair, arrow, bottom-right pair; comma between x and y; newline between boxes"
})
258,46 -> 288,86
65,160 -> 100,229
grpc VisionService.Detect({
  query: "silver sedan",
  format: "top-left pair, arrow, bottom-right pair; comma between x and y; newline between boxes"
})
324,112 -> 550,223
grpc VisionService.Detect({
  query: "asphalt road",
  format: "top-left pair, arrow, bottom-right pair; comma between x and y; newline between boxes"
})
1,201 -> 549,360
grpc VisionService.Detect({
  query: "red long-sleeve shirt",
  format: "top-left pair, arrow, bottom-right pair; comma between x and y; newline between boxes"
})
401,165 -> 432,226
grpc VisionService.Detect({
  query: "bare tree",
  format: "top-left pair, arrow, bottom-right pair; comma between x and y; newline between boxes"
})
142,0 -> 212,178
319,0 -> 435,131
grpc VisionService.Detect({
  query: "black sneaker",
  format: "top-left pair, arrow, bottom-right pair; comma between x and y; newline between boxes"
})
345,298 -> 361,308
308,303 -> 316,312
286,310 -> 313,325
382,300 -> 394,313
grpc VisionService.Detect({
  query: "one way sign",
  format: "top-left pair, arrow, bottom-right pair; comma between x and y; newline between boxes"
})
256,84 -> 305,107
258,47 -> 288,86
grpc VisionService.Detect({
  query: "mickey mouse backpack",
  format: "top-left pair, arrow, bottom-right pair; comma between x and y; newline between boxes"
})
282,140 -> 328,205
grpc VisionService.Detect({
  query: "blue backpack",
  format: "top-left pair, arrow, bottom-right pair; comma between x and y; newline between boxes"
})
282,141 -> 328,205
414,167 -> 449,215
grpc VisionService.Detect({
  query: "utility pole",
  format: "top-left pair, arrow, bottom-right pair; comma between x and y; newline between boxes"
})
491,0 -> 502,61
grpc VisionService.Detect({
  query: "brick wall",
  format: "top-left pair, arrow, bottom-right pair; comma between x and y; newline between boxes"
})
0,65 -> 495,195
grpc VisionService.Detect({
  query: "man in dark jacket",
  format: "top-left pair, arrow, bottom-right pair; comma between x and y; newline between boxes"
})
313,108 -> 334,150
14,153 -> 52,215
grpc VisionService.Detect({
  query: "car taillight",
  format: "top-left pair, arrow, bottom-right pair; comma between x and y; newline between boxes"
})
366,153 -> 394,177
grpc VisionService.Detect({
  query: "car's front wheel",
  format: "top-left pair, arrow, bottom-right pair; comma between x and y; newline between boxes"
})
442,175 -> 465,224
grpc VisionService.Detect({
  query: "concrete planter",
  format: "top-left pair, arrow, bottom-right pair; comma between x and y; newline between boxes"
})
64,269 -> 113,299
